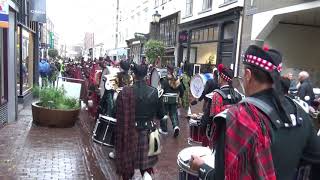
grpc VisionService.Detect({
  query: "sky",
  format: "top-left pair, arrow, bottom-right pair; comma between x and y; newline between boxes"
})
47,0 -> 114,46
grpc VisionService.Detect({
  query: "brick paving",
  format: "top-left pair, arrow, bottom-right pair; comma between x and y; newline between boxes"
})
0,101 -> 203,180
0,104 -> 103,180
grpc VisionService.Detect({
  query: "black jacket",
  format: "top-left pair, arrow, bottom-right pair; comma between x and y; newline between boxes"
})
298,79 -> 315,105
161,77 -> 184,98
199,89 -> 320,180
199,79 -> 219,102
133,81 -> 165,130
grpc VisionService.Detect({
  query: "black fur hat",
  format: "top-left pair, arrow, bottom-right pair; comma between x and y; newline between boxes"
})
131,63 -> 148,78
120,60 -> 130,71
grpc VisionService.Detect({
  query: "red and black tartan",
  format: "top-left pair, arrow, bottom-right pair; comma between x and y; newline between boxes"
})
221,103 -> 276,180
115,87 -> 138,179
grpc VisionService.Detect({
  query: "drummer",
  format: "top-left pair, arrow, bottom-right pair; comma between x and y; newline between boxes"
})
201,64 -> 242,147
191,45 -> 320,180
159,65 -> 185,137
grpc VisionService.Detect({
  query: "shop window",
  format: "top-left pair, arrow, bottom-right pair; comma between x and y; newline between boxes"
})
186,0 -> 193,16
191,26 -> 218,43
159,16 -> 177,47
191,42 -> 218,64
202,0 -> 212,11
0,29 -> 5,103
223,22 -> 235,40
17,29 -> 34,96
155,0 -> 159,8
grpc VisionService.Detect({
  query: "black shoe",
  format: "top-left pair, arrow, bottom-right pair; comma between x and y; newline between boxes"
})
174,126 -> 180,137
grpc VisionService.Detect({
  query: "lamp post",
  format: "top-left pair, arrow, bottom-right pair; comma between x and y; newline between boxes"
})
152,11 -> 161,23
152,11 -> 161,40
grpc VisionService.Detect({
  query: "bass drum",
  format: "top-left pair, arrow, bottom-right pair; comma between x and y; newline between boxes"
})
150,68 -> 167,89
190,73 -> 213,98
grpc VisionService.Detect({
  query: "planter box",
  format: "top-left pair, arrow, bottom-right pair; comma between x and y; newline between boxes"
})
31,102 -> 80,128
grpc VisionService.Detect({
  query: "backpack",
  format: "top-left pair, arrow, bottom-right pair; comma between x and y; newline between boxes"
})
39,61 -> 49,75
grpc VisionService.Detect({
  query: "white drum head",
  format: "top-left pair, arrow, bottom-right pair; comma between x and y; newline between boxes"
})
151,68 -> 160,88
177,146 -> 214,175
190,74 -> 205,98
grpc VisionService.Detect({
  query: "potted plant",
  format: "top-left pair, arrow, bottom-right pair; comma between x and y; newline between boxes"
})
31,86 -> 80,128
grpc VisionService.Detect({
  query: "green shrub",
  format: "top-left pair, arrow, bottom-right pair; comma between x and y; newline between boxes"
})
36,86 -> 80,110
145,40 -> 165,65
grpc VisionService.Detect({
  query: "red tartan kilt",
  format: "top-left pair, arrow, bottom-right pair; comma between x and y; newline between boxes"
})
135,130 -> 158,170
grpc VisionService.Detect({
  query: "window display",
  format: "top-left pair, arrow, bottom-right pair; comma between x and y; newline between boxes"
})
17,28 -> 34,96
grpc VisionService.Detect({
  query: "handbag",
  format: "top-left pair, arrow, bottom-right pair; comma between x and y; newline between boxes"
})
148,128 -> 161,156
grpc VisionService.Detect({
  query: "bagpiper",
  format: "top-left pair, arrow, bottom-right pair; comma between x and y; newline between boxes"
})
191,45 -> 320,180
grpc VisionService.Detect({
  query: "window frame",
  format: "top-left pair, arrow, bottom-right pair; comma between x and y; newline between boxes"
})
155,0 -> 159,8
202,0 -> 212,11
185,0 -> 193,17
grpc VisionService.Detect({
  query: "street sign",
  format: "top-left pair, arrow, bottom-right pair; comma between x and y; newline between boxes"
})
30,0 -> 46,23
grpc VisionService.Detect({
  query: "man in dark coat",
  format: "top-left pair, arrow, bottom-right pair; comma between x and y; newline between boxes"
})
115,63 -> 165,180
298,71 -> 315,105
191,45 -> 320,180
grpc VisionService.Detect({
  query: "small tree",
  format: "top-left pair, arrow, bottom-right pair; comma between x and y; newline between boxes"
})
48,49 -> 59,60
145,40 -> 165,65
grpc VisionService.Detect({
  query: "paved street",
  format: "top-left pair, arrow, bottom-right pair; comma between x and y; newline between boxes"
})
0,101 -> 202,179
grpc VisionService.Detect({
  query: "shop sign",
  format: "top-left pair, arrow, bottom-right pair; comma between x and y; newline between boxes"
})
179,31 -> 189,43
30,0 -> 46,23
0,0 -> 9,28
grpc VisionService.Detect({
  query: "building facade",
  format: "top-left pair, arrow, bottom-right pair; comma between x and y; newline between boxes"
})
16,0 -> 41,104
178,0 -> 244,74
0,0 -> 20,124
241,0 -> 320,86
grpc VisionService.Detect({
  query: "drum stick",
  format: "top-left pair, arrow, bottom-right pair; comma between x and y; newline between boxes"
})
185,154 -> 206,164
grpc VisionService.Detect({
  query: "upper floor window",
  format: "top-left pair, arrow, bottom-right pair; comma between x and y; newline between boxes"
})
186,0 -> 193,16
202,0 -> 212,11
155,0 -> 159,8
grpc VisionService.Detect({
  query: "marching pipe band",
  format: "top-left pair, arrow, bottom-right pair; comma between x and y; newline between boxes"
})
63,51 -> 320,180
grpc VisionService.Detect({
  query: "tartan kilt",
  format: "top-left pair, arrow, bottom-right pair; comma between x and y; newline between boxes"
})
135,130 -> 158,170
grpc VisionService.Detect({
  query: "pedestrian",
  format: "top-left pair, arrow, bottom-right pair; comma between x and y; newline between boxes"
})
48,61 -> 58,87
39,58 -> 50,87
297,71 -> 315,105
114,63 -> 165,180
180,63 -> 191,111
159,64 -> 184,137
191,45 -> 320,180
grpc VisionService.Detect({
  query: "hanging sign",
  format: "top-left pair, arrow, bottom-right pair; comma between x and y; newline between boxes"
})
0,0 -> 9,28
30,0 -> 47,23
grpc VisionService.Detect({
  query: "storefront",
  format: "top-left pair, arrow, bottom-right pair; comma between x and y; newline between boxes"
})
178,7 -> 242,73
0,1 -> 20,124
126,33 -> 149,64
16,25 -> 37,101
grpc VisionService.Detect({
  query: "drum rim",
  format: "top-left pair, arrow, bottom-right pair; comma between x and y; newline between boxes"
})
99,115 -> 117,122
177,146 -> 215,176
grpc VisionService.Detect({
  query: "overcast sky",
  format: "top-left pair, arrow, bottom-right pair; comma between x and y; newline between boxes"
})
47,0 -> 114,46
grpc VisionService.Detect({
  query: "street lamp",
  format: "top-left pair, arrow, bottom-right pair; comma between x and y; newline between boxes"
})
152,11 -> 161,23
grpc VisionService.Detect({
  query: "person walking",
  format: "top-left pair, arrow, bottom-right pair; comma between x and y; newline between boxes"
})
159,65 -> 184,137
114,63 -> 165,180
191,45 -> 320,180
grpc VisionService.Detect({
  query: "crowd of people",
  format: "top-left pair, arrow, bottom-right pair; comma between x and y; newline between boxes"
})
44,44 -> 320,180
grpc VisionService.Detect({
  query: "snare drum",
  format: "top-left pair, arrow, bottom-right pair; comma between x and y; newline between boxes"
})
190,73 -> 213,98
163,93 -> 179,104
177,146 -> 215,180
188,119 -> 204,145
92,115 -> 117,147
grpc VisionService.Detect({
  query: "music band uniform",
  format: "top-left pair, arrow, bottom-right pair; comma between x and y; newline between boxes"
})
196,45 -> 320,180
